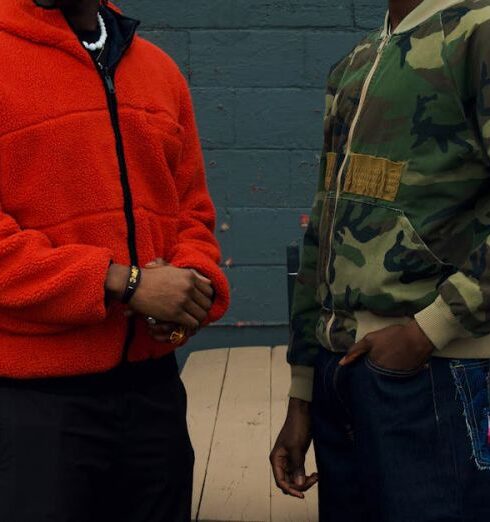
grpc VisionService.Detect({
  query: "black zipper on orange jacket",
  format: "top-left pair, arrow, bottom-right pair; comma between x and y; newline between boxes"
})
99,64 -> 139,363
82,9 -> 140,364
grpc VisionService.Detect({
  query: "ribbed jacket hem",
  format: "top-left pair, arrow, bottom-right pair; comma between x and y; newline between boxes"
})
355,309 -> 490,359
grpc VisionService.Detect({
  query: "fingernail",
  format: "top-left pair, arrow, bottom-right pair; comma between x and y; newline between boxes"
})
339,357 -> 347,366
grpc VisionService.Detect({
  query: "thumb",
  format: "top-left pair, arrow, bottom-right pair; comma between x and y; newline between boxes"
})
190,268 -> 212,285
339,337 -> 371,366
290,449 -> 306,487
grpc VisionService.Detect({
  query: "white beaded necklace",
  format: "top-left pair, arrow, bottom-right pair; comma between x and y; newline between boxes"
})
82,13 -> 108,52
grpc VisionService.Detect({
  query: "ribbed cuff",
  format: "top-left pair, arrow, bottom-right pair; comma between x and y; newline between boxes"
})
415,296 -> 468,351
289,365 -> 315,402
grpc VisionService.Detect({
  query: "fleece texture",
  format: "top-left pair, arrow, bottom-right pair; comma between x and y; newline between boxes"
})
0,0 -> 229,378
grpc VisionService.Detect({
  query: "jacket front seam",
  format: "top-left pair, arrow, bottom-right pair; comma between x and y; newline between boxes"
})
324,33 -> 392,348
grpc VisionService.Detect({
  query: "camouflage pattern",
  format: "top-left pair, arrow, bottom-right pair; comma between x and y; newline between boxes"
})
289,0 -> 490,368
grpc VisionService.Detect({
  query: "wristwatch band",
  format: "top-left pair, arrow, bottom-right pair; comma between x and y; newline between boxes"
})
122,265 -> 141,304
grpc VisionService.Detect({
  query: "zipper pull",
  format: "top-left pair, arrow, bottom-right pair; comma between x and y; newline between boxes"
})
104,69 -> 115,94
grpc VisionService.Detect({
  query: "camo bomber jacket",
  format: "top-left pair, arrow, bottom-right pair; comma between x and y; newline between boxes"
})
288,0 -> 490,401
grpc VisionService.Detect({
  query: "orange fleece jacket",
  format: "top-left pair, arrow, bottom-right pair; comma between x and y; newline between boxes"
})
0,0 -> 229,378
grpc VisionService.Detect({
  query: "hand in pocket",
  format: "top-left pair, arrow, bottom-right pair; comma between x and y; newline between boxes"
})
339,320 -> 434,372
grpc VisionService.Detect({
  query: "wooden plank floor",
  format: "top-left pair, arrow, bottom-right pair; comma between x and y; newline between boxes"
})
181,346 -> 318,522
181,348 -> 229,519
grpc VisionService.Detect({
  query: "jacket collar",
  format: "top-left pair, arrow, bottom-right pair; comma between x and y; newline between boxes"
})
380,0 -> 463,38
0,1 -> 133,65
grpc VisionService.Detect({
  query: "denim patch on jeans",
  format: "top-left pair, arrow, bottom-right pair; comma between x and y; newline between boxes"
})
450,359 -> 490,470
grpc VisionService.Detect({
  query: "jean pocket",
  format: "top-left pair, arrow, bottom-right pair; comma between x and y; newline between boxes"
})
450,360 -> 490,470
365,356 -> 428,379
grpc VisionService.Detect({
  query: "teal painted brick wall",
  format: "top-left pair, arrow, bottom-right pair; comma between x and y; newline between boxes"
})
116,0 -> 386,357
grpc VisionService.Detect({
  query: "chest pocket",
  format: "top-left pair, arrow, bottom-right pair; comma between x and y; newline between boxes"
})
145,111 -> 185,174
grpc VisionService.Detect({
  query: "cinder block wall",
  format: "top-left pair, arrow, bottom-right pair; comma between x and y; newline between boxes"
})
117,0 -> 386,356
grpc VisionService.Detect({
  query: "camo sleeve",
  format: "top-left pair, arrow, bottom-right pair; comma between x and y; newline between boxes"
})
287,157 -> 329,401
287,62 -> 347,401
415,15 -> 490,349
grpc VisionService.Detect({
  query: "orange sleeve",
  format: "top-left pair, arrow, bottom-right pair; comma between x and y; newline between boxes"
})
0,211 -> 113,335
169,76 -> 230,324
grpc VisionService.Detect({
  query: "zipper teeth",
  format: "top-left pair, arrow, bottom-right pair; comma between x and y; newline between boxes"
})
104,74 -> 138,361
325,35 -> 390,347
82,22 -> 139,363
96,65 -> 138,362
105,73 -> 139,268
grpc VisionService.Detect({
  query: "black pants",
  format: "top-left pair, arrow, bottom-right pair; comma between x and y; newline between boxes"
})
0,353 -> 194,522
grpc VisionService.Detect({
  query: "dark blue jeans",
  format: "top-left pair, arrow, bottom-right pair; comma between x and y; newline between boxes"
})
312,349 -> 490,522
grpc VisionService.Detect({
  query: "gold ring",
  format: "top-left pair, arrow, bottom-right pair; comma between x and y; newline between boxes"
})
170,326 -> 187,345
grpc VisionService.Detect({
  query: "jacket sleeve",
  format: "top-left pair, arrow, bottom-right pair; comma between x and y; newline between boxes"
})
169,75 -> 230,324
415,17 -> 490,348
0,211 -> 113,335
287,67 -> 345,401
287,157 -> 329,401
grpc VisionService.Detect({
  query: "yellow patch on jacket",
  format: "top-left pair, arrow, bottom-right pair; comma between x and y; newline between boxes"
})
325,152 -> 338,190
343,153 -> 406,201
